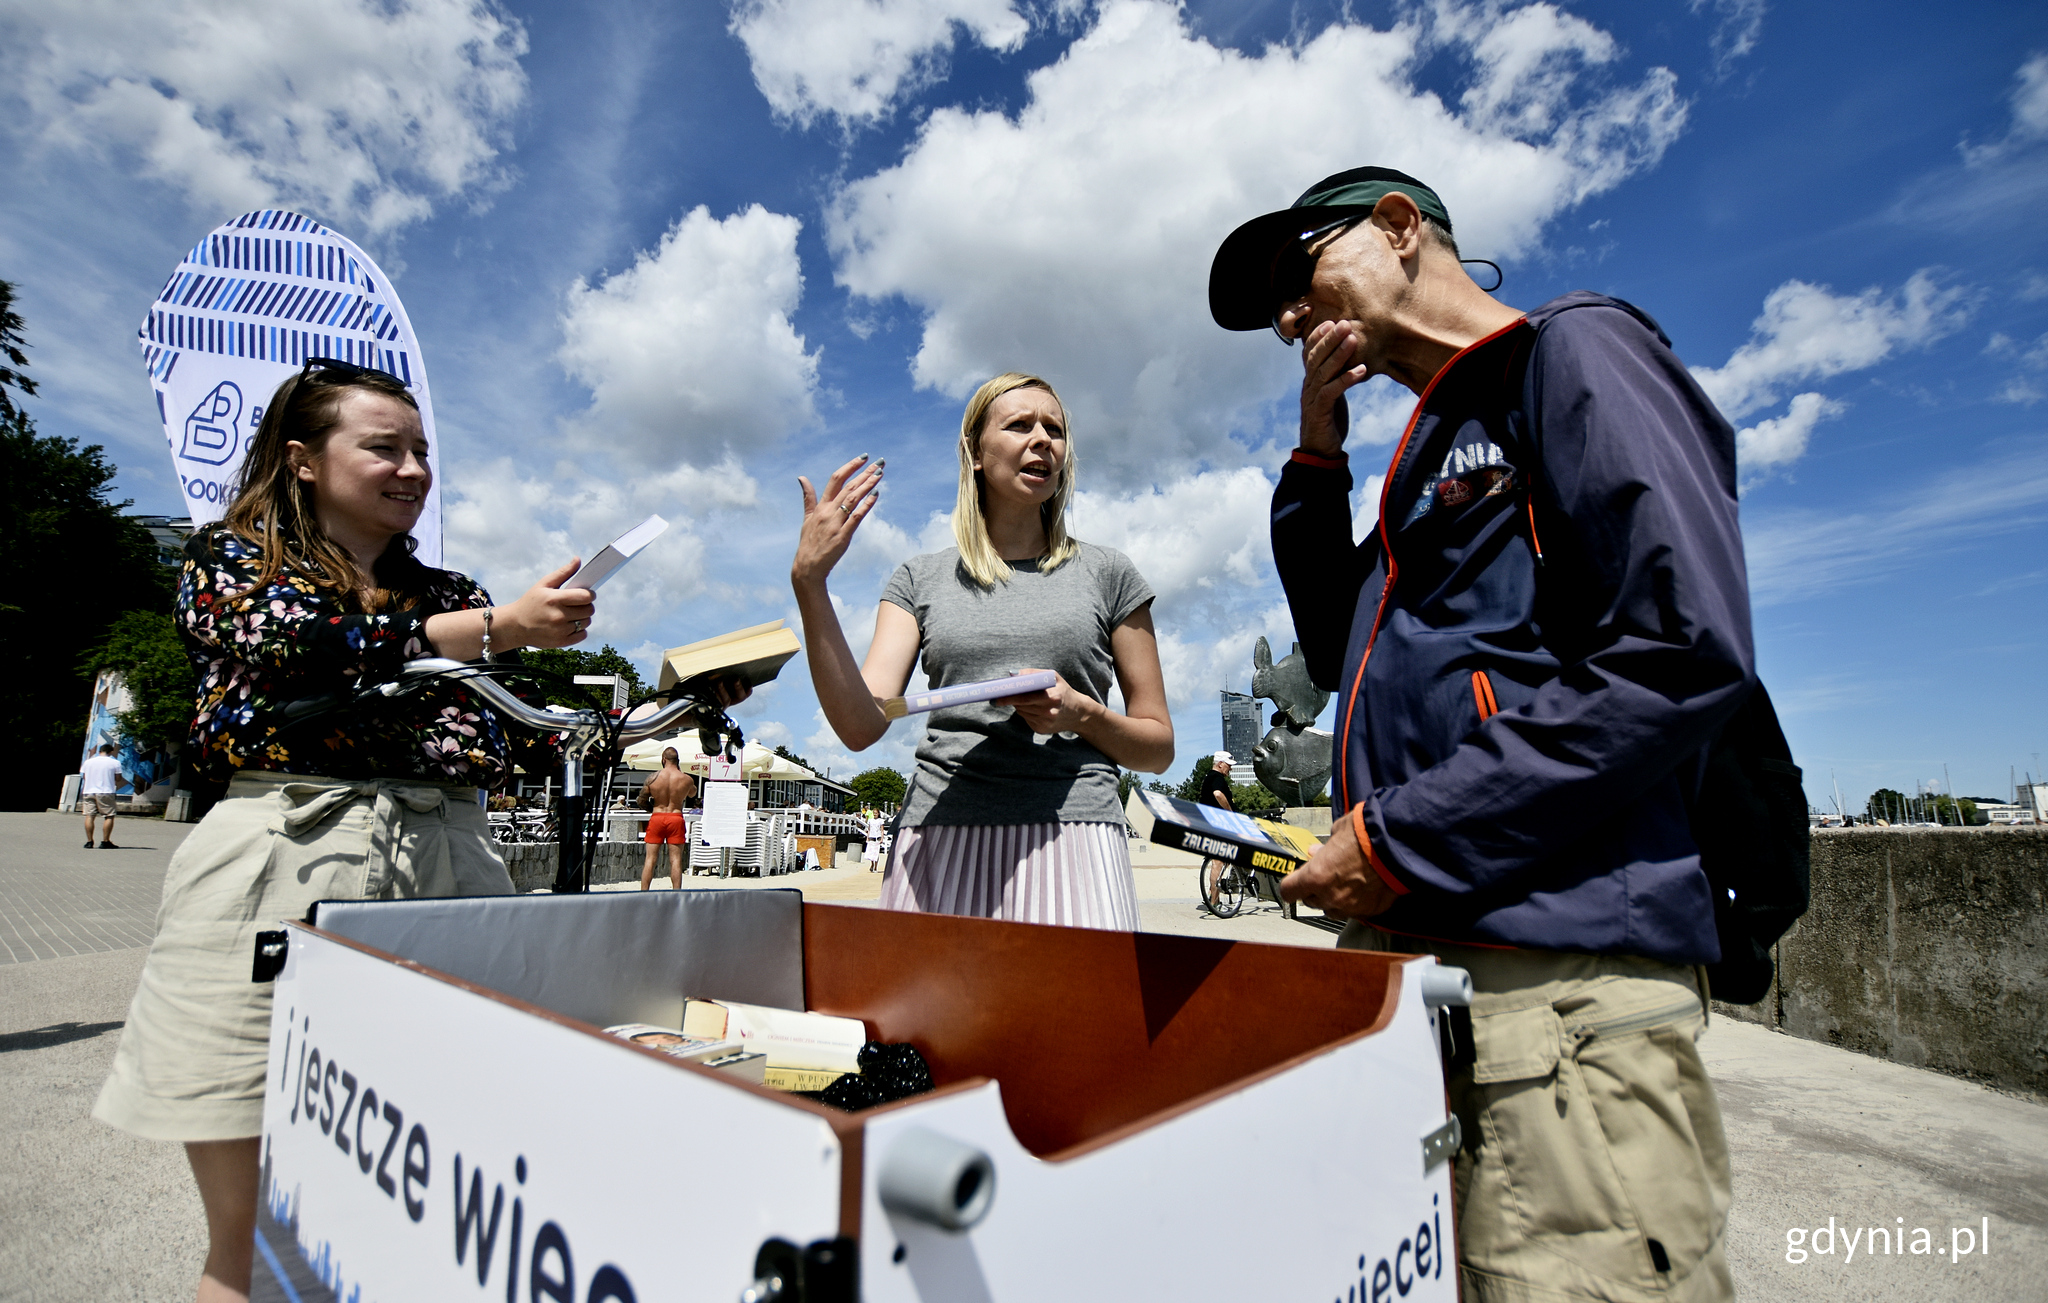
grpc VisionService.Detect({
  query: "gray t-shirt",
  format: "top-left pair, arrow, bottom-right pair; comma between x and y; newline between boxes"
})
881,542 -> 1155,828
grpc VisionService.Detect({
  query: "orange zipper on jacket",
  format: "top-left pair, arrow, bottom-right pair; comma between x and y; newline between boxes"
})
1471,670 -> 1499,721
1335,316 -> 1529,812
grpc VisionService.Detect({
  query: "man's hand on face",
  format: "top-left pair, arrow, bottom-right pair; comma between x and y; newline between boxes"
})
1279,810 -> 1400,919
1298,318 -> 1371,457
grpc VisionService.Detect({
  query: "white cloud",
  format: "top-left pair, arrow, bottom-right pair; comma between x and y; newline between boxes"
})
729,0 -> 1030,128
1962,52 -> 2048,164
1068,466 -> 1273,608
1688,0 -> 1765,79
0,0 -> 527,234
1734,391 -> 1841,478
440,452 -> 766,655
825,0 -> 1686,489
558,204 -> 820,464
751,719 -> 796,749
1987,329 -> 2048,406
1691,271 -> 1975,422
1353,472 -> 1390,543
1743,449 -> 2048,606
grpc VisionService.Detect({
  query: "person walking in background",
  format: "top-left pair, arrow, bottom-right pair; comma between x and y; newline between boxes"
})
640,746 -> 695,891
1211,166 -> 1750,1302
1196,751 -> 1236,914
791,372 -> 1175,928
862,808 -> 887,872
79,742 -> 127,849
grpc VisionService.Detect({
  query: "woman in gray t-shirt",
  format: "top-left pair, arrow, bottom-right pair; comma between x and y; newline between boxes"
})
791,372 -> 1175,928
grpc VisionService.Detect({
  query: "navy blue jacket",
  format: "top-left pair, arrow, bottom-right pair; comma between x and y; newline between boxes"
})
1270,293 -> 1754,965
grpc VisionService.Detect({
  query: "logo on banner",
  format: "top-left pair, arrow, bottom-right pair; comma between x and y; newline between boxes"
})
180,381 -> 244,465
138,209 -> 444,565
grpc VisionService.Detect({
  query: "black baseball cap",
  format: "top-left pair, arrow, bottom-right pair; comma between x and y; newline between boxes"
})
1208,167 -> 1454,331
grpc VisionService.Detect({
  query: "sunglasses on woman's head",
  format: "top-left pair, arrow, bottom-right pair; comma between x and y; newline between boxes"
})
301,356 -> 406,387
1267,215 -> 1366,344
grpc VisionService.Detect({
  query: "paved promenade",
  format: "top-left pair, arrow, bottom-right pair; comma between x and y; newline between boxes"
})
2,811 -> 2043,1301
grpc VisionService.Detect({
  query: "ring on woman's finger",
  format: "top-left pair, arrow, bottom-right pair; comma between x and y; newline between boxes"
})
838,502 -> 853,515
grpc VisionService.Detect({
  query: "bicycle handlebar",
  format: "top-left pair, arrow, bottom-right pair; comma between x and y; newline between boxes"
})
389,658 -> 711,744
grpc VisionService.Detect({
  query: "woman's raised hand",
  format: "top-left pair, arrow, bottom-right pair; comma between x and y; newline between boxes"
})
504,559 -> 597,648
792,455 -> 883,591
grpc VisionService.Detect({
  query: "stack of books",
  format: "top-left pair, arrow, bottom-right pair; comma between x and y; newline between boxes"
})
606,998 -> 868,1093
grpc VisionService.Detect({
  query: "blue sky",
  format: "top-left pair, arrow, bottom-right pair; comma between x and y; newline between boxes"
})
3,0 -> 2044,811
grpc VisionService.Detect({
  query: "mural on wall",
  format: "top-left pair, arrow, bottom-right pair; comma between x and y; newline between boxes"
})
80,670 -> 174,798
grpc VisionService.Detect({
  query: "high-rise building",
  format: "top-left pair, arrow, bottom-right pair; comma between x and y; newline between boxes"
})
1220,691 -> 1262,767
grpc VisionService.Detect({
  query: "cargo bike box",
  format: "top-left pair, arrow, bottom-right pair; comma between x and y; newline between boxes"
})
255,890 -> 1467,1302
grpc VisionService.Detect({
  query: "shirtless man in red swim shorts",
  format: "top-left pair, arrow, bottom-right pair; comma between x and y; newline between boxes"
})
640,747 -> 697,890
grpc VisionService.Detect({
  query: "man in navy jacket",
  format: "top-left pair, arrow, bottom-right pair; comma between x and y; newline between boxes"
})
1211,167 -> 1747,1303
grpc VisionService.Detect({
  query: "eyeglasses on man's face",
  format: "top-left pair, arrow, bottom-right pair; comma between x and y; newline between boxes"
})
1268,215 -> 1366,345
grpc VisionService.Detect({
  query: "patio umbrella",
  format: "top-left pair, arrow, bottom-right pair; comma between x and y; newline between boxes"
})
621,737 -> 813,779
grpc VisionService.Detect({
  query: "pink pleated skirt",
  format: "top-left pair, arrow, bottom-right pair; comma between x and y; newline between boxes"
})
878,821 -> 1139,930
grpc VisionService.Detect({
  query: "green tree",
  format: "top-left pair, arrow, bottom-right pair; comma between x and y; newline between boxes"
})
1173,752 -> 1215,801
1,289 -> 175,806
1865,788 -> 1907,822
774,744 -> 815,773
0,279 -> 37,425
83,611 -> 196,750
1230,780 -> 1282,814
516,644 -> 647,709
848,766 -> 907,809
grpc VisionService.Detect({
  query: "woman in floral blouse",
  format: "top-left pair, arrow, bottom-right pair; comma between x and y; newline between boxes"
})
95,358 -> 597,1303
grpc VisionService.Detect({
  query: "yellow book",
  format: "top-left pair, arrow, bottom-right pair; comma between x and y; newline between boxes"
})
656,620 -> 801,697
1253,818 -> 1323,868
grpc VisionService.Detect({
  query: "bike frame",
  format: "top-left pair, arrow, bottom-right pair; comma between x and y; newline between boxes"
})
386,658 -> 733,893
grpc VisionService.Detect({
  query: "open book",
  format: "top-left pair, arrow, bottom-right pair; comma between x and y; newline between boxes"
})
566,515 -> 668,593
656,620 -> 802,697
1133,788 -> 1322,876
882,670 -> 1058,720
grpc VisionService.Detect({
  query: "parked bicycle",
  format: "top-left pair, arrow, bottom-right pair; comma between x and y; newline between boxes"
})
1200,858 -> 1260,919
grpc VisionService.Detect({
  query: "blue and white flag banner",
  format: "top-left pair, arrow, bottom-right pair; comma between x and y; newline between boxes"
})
138,210 -> 442,566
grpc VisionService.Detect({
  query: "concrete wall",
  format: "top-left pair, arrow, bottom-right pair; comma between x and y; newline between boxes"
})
1713,828 -> 2048,1099
498,842 -> 690,894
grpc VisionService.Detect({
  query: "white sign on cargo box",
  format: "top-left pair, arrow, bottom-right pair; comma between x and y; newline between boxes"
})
259,921 -> 839,1301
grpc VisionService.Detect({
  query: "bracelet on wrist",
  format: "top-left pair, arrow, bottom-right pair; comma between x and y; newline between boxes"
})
481,607 -> 494,662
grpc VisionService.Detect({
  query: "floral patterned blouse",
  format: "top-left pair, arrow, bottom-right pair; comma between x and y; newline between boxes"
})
179,525 -> 533,790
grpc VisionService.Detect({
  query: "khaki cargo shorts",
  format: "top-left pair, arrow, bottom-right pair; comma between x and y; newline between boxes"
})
1341,924 -> 1733,1303
81,792 -> 118,816
94,770 -> 514,1142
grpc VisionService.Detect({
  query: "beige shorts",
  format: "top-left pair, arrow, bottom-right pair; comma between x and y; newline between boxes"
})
1341,924 -> 1733,1303
80,792 -> 118,816
94,770 -> 514,1142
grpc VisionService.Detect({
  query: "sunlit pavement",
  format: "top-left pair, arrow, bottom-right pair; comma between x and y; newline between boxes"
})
3,811 -> 2042,1301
